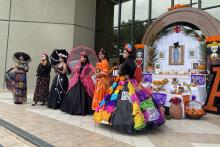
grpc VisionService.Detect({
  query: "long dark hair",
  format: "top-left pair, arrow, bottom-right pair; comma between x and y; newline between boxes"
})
98,48 -> 109,61
82,55 -> 90,64
44,54 -> 50,64
125,43 -> 136,60
60,56 -> 67,63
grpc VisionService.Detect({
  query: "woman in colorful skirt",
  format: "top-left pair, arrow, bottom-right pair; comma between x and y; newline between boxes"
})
61,51 -> 95,115
32,54 -> 51,106
92,48 -> 110,110
5,52 -> 31,104
94,44 -> 165,134
47,53 -> 69,109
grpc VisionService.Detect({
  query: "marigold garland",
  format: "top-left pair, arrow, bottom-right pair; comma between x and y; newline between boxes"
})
135,44 -> 145,49
206,35 -> 220,43
168,4 -> 189,11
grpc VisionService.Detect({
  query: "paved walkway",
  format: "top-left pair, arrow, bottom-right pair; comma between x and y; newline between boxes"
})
0,99 -> 132,147
0,94 -> 220,147
0,126 -> 33,147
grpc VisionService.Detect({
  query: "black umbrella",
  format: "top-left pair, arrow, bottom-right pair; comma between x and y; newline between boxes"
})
50,49 -> 69,65
13,52 -> 31,63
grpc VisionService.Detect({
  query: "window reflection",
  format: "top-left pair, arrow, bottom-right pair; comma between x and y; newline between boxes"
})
121,0 -> 132,24
152,0 -> 171,18
202,0 -> 220,8
135,0 -> 148,21
205,8 -> 220,21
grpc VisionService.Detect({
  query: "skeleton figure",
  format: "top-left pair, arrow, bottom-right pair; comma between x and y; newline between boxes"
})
210,45 -> 219,61
136,50 -> 143,60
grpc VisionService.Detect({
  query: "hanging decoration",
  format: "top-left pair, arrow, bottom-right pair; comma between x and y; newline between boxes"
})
134,44 -> 145,83
173,25 -> 182,33
148,25 -> 206,67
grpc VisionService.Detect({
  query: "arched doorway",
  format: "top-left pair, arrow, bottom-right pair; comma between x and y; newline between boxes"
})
141,7 -> 220,113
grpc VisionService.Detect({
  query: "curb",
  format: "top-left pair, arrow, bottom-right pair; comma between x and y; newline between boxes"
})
0,118 -> 54,147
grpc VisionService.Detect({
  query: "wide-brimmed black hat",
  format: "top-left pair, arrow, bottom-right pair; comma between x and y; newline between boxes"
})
50,49 -> 69,65
13,52 -> 31,63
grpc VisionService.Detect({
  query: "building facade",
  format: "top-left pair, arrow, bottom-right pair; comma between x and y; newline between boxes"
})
0,0 -> 96,91
0,0 -> 219,91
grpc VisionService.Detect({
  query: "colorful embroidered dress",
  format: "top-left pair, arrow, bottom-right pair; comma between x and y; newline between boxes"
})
6,63 -> 29,104
92,59 -> 109,110
94,58 -> 165,134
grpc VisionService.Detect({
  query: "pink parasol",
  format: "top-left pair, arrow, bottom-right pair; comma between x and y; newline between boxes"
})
67,46 -> 98,68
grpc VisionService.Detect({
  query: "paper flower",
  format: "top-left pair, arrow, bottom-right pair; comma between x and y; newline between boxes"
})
192,95 -> 196,101
134,112 -> 146,130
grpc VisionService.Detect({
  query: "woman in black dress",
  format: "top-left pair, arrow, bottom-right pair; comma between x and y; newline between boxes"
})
47,54 -> 68,109
60,52 -> 95,115
32,54 -> 51,106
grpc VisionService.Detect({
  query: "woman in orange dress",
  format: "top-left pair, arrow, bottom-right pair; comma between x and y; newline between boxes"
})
92,48 -> 109,110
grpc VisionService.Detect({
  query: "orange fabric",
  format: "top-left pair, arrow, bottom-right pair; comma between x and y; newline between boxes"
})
204,66 -> 220,112
92,59 -> 109,110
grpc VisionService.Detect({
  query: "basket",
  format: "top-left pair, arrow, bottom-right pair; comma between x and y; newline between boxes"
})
169,103 -> 183,119
185,100 -> 206,119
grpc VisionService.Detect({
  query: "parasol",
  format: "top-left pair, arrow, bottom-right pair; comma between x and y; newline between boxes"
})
50,49 -> 69,65
13,52 -> 31,63
67,46 -> 98,68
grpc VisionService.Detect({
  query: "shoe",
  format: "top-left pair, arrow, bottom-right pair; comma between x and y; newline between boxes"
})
40,102 -> 45,106
31,103 -> 36,106
15,102 -> 22,104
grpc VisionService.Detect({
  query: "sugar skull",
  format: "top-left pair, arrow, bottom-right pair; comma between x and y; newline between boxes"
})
210,45 -> 219,61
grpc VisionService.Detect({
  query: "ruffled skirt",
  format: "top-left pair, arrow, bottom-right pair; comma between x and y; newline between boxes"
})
94,77 -> 165,134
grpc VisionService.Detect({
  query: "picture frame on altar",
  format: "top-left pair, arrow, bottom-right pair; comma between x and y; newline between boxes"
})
188,48 -> 197,59
191,62 -> 199,69
159,50 -> 165,60
191,74 -> 206,85
155,62 -> 162,71
169,45 -> 184,65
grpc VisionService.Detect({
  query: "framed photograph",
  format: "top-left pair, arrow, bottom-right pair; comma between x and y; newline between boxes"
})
169,45 -> 184,65
142,73 -> 152,82
155,62 -> 162,70
188,48 -> 197,59
191,62 -> 199,69
159,50 -> 165,60
191,74 -> 206,85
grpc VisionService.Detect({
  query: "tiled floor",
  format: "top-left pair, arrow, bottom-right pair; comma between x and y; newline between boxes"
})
0,94 -> 220,147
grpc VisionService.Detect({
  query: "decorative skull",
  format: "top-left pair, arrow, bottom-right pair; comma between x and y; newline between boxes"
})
210,45 -> 219,61
136,50 -> 143,59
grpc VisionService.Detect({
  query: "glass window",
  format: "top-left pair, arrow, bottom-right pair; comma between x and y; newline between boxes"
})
177,0 -> 190,5
192,0 -> 198,8
114,4 -> 119,27
111,28 -> 119,57
119,24 -> 132,46
134,21 -> 148,43
135,0 -> 149,21
202,0 -> 220,8
121,0 -> 132,24
205,8 -> 220,21
152,0 -> 171,18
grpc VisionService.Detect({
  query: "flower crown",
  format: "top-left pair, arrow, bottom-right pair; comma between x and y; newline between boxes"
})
124,43 -> 132,53
58,53 -> 67,58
